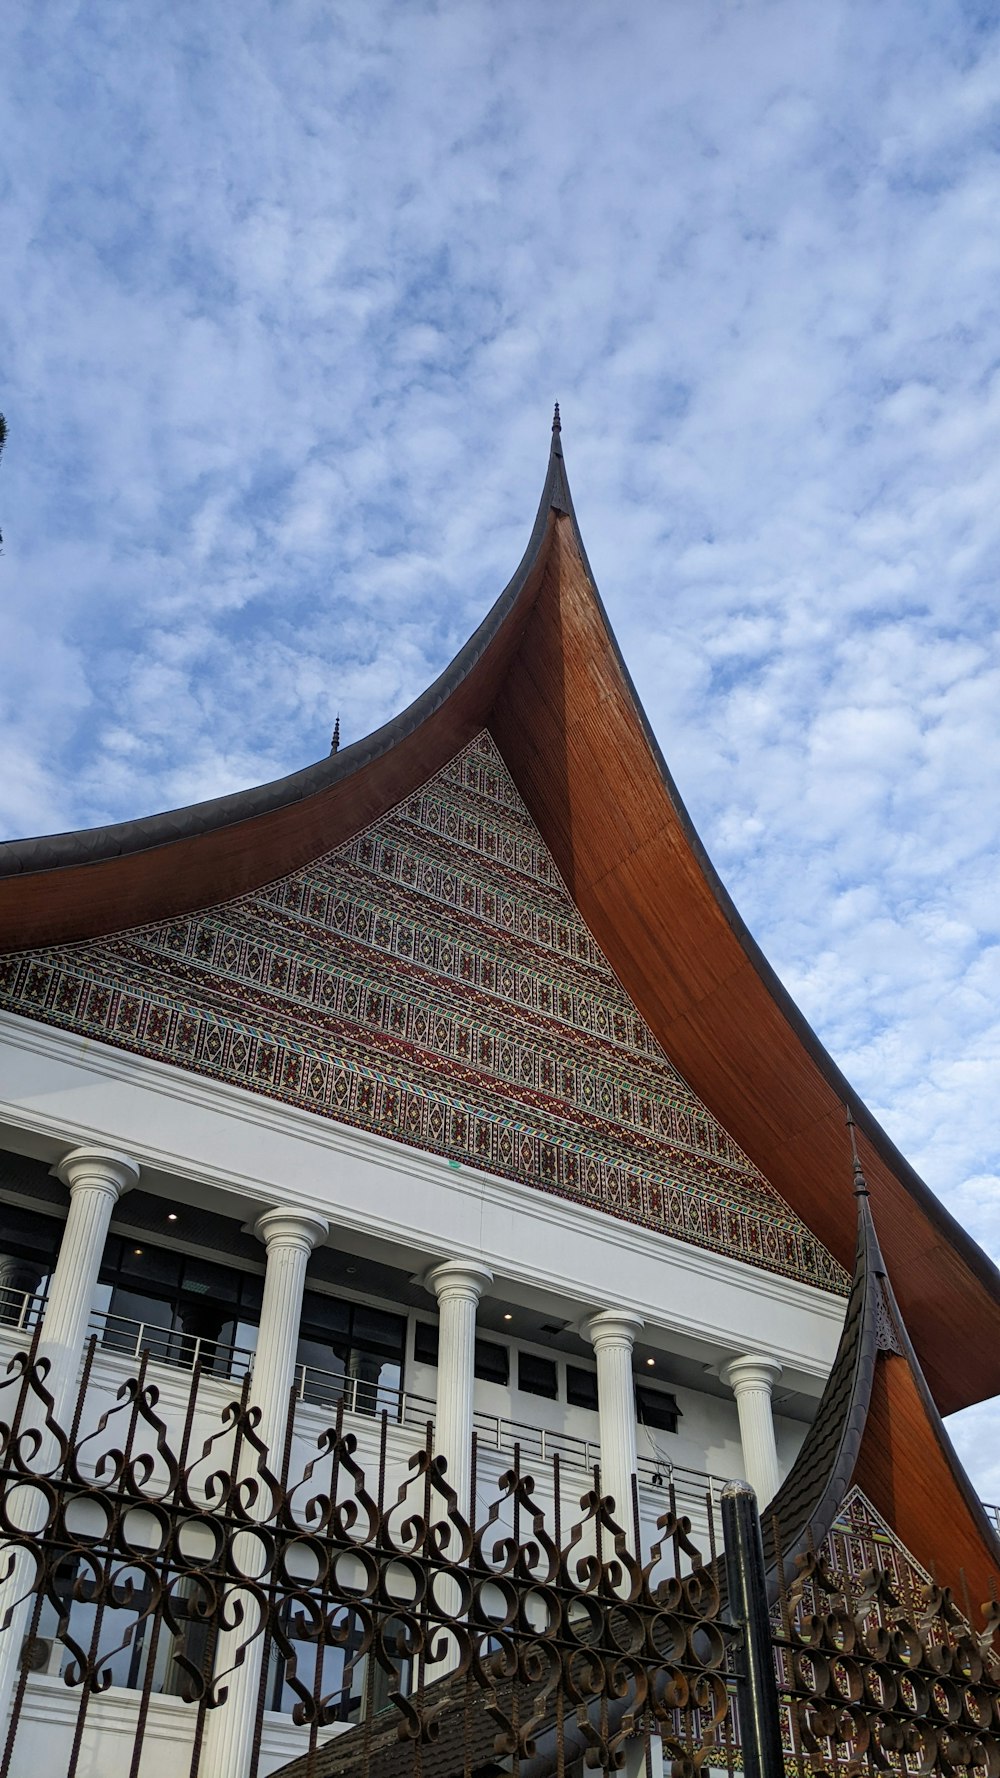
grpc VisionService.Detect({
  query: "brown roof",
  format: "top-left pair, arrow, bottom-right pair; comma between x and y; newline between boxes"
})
1,415 -> 997,1413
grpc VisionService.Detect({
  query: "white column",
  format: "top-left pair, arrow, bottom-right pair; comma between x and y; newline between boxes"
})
199,1205 -> 328,1778
624,1732 -> 665,1778
583,1309 -> 644,1543
45,1147 -> 141,1411
0,1145 -> 139,1727
721,1354 -> 783,1508
425,1259 -> 493,1524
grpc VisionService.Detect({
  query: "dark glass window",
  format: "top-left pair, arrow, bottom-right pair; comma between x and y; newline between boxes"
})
413,1320 -> 439,1366
93,1234 -> 406,1408
474,1338 -> 509,1385
36,1555 -> 210,1696
268,1605 -> 411,1720
97,1237 -> 265,1375
296,1290 -> 406,1416
635,1384 -> 680,1434
518,1352 -> 558,1399
565,1365 -> 599,1410
0,1201 -> 63,1321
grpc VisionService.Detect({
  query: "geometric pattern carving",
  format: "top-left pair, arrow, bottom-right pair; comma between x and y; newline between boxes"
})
0,731 -> 847,1293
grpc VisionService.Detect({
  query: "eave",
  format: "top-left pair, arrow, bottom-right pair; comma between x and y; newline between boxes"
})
0,417 -> 997,1413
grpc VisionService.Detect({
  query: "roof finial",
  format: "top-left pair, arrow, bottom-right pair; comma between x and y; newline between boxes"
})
845,1107 -> 869,1198
552,401 -> 561,434
330,715 -> 340,756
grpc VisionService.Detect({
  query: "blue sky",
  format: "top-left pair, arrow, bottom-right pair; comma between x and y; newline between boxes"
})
2,1 -> 999,1487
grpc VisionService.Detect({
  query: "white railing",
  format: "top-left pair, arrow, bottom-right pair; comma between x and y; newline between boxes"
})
0,1284 -> 46,1334
984,1502 -> 1000,1536
294,1365 -> 408,1420
72,1312 -> 730,1506
87,1307 -> 256,1381
399,1394 -> 731,1509
3,1300 -> 730,1508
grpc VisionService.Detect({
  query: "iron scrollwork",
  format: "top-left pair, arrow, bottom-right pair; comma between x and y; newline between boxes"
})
772,1495 -> 1000,1778
0,1339 -> 740,1778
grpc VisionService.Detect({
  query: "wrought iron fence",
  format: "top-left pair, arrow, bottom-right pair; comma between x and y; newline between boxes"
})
0,1335 -> 744,1778
4,1322 -> 998,1778
769,1493 -> 1000,1778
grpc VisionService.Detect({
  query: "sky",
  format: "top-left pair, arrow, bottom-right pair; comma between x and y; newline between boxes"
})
1,1 -> 999,1490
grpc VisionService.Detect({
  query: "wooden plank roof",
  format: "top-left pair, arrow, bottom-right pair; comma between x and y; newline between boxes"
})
0,412 -> 997,1413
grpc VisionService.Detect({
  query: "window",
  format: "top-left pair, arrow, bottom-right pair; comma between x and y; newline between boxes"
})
35,1556 -> 210,1696
565,1365 -> 599,1410
96,1236 -> 264,1376
0,1201 -> 62,1324
297,1292 -> 406,1415
474,1338 -> 509,1385
413,1320 -> 439,1366
635,1383 -> 680,1434
268,1605 -> 411,1721
91,1238 -> 407,1410
518,1351 -> 558,1399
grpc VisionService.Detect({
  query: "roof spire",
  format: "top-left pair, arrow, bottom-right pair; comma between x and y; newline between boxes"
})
546,399 -> 573,512
330,714 -> 340,756
845,1107 -> 869,1198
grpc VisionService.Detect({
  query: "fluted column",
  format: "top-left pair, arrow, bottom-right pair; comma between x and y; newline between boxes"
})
721,1354 -> 783,1508
0,1145 -> 138,1728
199,1205 -> 328,1778
426,1259 -> 493,1524
583,1309 -> 644,1544
46,1148 -> 140,1410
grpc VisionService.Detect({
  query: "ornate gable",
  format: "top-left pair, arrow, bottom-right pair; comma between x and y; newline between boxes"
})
0,731 -> 847,1293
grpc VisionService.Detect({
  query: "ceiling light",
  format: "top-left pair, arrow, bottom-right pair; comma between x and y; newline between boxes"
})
503,1313 -> 513,1321
646,1357 -> 655,1367
133,1247 -> 143,1256
167,1212 -> 178,1222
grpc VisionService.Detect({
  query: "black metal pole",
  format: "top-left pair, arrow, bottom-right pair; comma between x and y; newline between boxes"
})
722,1479 -> 784,1778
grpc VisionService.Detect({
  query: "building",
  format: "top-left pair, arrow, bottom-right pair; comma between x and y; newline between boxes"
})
0,411 -> 997,1778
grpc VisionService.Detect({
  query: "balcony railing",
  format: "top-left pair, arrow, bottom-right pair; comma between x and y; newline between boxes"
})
1,1295 -> 722,1511
0,1283 -> 46,1334
7,1288 -> 993,1531
90,1307 -> 256,1381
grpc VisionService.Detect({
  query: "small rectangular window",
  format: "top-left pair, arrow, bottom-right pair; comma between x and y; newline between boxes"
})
413,1321 -> 439,1366
474,1338 -> 509,1385
565,1365 -> 599,1410
352,1303 -> 406,1361
635,1384 -> 680,1434
518,1351 -> 558,1399
300,1290 -> 350,1339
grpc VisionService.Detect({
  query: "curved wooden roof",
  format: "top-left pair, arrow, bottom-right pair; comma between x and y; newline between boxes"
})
1,415 -> 997,1413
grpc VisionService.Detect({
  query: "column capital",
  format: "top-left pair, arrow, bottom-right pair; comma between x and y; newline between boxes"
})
53,1145 -> 140,1200
253,1206 -> 329,1256
583,1307 -> 645,1352
721,1354 -> 783,1396
425,1258 -> 493,1305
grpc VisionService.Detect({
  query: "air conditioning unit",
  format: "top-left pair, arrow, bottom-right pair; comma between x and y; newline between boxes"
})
20,1636 -> 53,1673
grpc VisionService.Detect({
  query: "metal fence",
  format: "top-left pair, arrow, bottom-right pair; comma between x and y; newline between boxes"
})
0,1335 -> 744,1778
3,1322 -> 1000,1778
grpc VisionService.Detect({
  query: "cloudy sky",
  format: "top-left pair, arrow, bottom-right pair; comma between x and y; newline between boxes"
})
2,2 -> 999,1487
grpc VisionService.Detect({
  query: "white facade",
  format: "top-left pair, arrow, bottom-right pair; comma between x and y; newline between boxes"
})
0,1007 -> 846,1776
